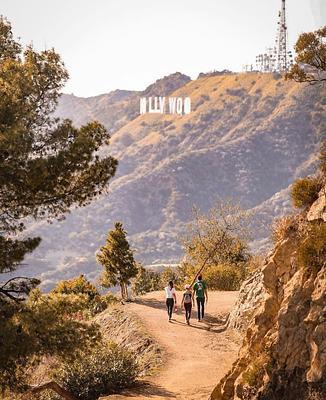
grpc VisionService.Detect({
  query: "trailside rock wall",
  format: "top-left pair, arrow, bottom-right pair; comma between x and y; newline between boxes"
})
211,190 -> 326,400
226,270 -> 265,332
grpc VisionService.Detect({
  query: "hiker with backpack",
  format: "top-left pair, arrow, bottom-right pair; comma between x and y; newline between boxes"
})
165,280 -> 177,322
193,275 -> 208,321
181,284 -> 193,325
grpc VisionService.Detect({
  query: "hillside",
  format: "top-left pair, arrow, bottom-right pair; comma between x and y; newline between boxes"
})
14,72 -> 325,290
210,187 -> 326,400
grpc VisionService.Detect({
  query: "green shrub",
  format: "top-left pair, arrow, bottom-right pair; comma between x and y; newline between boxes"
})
291,177 -> 322,209
50,275 -> 115,316
272,215 -> 299,243
242,354 -> 268,388
176,262 -> 246,291
132,265 -> 161,295
51,344 -> 138,400
52,275 -> 99,300
297,223 -> 326,274
204,264 -> 244,290
159,266 -> 183,290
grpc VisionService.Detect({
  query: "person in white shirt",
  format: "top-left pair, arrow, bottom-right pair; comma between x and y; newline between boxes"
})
165,280 -> 177,322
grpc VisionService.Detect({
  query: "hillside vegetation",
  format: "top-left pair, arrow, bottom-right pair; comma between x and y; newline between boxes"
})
16,72 -> 325,290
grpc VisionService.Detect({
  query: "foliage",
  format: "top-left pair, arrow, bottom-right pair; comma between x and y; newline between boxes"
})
242,363 -> 264,388
97,222 -> 138,299
297,223 -> 326,275
0,289 -> 100,393
181,201 -> 252,286
204,264 -> 244,290
0,236 -> 41,273
51,275 -> 117,316
286,26 -> 326,84
0,276 -> 41,302
0,16 -> 116,392
0,16 -> 117,275
176,262 -> 244,291
242,353 -> 269,389
272,215 -> 300,243
52,275 -> 99,300
132,264 -> 161,295
159,266 -> 183,289
291,177 -> 322,209
47,344 -> 138,400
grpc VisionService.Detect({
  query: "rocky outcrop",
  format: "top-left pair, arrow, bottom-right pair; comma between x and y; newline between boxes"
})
211,191 -> 326,400
226,270 -> 265,332
307,187 -> 326,222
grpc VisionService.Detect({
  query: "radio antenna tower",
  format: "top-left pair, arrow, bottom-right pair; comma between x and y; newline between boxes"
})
275,0 -> 292,72
252,0 -> 293,73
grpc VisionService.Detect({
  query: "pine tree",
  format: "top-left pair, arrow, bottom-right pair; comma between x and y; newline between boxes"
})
0,17 -> 117,392
0,16 -> 118,280
97,222 -> 138,299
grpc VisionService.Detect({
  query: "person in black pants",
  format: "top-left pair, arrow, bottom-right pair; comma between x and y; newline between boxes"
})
193,275 -> 208,322
196,297 -> 205,320
164,280 -> 177,321
181,284 -> 193,325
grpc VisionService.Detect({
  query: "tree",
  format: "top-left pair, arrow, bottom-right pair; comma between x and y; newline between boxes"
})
0,17 -> 117,393
52,275 -> 99,300
286,26 -> 326,84
159,266 -> 182,289
0,16 -> 118,281
0,288 -> 101,393
181,201 -> 252,285
97,222 -> 138,299
131,264 -> 161,295
291,177 -> 323,209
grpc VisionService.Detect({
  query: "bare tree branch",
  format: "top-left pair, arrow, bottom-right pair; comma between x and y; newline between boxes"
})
21,381 -> 77,400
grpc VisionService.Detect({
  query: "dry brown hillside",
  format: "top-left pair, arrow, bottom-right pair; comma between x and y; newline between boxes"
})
14,72 -> 324,290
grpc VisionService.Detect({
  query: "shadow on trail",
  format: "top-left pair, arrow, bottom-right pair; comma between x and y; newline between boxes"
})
134,297 -> 166,310
133,297 -> 228,333
115,380 -> 176,398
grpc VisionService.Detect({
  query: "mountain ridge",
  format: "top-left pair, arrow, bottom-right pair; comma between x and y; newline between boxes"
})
12,71 -> 324,290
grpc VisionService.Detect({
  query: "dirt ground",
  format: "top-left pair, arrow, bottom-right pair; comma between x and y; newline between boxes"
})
101,290 -> 240,400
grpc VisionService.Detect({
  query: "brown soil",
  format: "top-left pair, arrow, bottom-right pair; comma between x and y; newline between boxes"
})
101,291 -> 240,400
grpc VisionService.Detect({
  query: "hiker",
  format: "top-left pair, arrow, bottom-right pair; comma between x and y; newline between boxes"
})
181,284 -> 193,325
193,275 -> 208,321
165,280 -> 177,322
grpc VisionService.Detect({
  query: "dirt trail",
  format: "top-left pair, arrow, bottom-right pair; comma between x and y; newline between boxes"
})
103,291 -> 240,400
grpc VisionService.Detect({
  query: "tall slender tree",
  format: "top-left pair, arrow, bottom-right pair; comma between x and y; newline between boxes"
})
97,222 -> 138,299
0,16 -> 117,392
0,15 -> 118,295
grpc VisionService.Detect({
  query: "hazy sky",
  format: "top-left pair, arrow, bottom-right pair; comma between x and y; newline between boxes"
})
1,0 -> 325,97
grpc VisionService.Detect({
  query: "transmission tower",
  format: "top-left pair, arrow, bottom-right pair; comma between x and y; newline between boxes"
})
275,0 -> 293,72
253,0 -> 293,73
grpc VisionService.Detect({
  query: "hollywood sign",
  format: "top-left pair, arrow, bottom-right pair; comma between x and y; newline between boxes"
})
139,97 -> 191,115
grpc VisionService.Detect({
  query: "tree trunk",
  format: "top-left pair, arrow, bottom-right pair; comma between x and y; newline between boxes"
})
120,283 -> 125,299
22,381 -> 77,400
